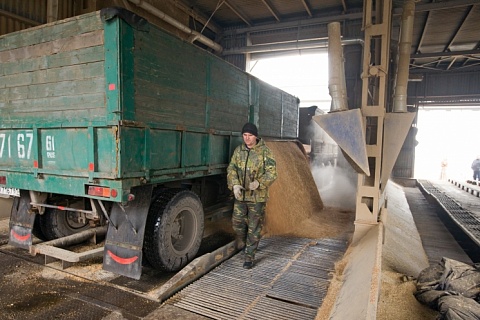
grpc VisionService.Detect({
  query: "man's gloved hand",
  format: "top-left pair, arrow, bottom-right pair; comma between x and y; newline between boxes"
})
249,180 -> 259,191
233,185 -> 244,199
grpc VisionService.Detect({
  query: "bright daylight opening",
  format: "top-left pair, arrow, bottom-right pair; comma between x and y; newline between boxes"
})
249,53 -> 357,210
415,108 -> 480,181
249,53 -> 330,111
248,54 -> 480,184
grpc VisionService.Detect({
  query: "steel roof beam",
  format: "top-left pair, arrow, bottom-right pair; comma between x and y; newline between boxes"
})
410,6 -> 431,69
435,5 -> 474,68
462,41 -> 480,66
226,0 -> 477,36
413,9 -> 431,55
299,0 -> 312,17
410,63 -> 442,71
223,11 -> 362,35
166,0 -> 222,34
447,57 -> 458,70
261,0 -> 280,21
463,42 -> 480,67
458,61 -> 480,69
412,49 -> 480,58
225,1 -> 252,26
394,0 -> 479,14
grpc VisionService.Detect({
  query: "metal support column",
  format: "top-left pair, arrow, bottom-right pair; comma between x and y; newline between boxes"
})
354,0 -> 392,241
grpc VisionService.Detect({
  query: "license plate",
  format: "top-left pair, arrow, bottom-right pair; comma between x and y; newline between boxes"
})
0,187 -> 20,197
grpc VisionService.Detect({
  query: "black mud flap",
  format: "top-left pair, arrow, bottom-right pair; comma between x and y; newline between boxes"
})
103,185 -> 153,280
8,190 -> 35,249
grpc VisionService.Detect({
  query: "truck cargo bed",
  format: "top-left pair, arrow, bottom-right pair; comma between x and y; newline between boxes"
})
0,9 -> 299,203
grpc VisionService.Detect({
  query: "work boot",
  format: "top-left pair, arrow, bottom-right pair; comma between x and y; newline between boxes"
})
243,257 -> 253,269
235,237 -> 245,251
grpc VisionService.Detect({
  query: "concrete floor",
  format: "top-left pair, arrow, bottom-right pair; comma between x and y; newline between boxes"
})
0,181 -> 477,319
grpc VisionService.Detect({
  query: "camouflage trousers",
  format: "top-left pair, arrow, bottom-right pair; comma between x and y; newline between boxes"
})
232,200 -> 266,260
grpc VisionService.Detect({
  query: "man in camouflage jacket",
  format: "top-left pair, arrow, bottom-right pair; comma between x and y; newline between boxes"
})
227,122 -> 277,269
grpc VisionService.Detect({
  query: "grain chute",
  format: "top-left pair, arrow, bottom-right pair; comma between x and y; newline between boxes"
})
313,0 -> 416,241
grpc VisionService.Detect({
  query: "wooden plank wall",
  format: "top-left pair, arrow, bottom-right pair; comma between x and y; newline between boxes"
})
256,80 -> 299,139
133,23 -> 298,138
0,12 -> 106,126
134,25 -> 249,132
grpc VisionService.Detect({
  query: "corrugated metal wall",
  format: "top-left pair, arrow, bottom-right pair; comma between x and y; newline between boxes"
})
0,1 -> 200,51
408,69 -> 480,106
0,0 -> 46,34
392,125 -> 418,179
0,0 -> 77,36
221,27 -> 247,70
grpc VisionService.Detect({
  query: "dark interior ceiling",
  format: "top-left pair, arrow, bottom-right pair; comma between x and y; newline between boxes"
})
182,0 -> 480,73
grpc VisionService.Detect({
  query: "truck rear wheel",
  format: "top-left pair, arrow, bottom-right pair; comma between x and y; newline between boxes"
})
143,189 -> 204,272
39,207 -> 90,240
32,215 -> 47,241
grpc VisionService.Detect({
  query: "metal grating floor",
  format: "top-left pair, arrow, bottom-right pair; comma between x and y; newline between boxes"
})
168,237 -> 348,320
418,180 -> 480,246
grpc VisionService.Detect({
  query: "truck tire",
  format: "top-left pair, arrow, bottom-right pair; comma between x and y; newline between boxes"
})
143,189 -> 204,272
39,207 -> 90,240
32,215 -> 47,241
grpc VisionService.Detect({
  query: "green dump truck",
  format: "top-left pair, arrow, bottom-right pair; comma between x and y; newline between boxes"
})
0,8 -> 299,279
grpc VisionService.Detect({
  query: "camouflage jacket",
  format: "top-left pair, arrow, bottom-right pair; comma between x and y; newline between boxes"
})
227,138 -> 277,203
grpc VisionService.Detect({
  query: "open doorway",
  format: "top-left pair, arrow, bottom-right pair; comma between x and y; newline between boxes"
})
248,53 -> 330,111
248,53 -> 357,210
414,108 -> 480,181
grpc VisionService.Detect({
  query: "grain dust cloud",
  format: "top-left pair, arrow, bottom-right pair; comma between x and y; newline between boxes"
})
311,161 -> 357,211
308,122 -> 357,211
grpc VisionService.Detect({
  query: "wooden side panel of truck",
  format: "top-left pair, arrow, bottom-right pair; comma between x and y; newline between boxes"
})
0,8 -> 299,279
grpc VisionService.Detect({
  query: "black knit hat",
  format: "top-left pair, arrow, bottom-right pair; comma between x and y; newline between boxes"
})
241,123 -> 258,136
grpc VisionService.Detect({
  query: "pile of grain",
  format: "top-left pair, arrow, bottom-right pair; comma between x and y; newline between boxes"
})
264,141 -> 354,239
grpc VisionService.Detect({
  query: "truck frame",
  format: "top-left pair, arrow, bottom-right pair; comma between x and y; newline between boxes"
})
0,8 -> 299,279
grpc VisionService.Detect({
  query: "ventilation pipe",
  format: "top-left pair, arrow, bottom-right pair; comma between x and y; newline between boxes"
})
328,22 -> 349,112
312,21 -> 370,176
381,0 -> 416,190
392,0 -> 415,112
127,0 -> 223,53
